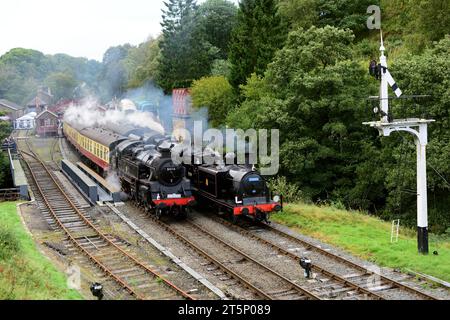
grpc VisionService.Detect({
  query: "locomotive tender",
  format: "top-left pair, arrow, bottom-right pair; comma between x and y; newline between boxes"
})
62,121 -> 195,218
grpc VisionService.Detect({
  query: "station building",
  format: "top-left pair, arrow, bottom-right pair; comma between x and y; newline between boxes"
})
36,108 -> 59,136
25,87 -> 53,114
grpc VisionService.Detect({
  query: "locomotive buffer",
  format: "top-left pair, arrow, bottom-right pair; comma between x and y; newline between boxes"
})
363,32 -> 434,254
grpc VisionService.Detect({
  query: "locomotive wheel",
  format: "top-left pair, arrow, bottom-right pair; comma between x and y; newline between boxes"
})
229,212 -> 238,224
177,207 -> 188,220
155,208 -> 163,220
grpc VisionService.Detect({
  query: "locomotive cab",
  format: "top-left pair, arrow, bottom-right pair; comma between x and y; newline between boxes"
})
229,169 -> 269,204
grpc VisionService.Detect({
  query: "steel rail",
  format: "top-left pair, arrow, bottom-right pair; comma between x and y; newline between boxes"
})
260,219 -> 439,300
145,214 -> 273,299
206,216 -> 384,300
185,220 -> 321,299
19,145 -> 194,300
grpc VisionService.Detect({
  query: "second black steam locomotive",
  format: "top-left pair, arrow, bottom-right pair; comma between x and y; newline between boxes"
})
184,151 -> 282,223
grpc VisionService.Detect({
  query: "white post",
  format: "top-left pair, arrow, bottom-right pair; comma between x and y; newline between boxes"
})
416,124 -> 429,254
379,34 -> 389,123
364,33 -> 433,255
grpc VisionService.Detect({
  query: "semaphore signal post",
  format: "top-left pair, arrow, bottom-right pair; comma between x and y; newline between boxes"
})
363,32 -> 434,254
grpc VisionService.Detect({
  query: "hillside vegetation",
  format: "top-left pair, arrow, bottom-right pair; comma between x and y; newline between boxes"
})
0,202 -> 82,299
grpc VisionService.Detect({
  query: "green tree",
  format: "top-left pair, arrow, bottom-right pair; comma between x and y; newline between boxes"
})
44,72 -> 78,101
228,0 -> 287,91
0,49 -> 49,104
49,54 -> 102,95
191,76 -> 235,127
278,0 -> 319,30
98,44 -> 132,101
279,0 -> 379,37
210,59 -> 231,78
229,26 -> 376,200
196,0 -> 238,59
413,0 -> 450,42
157,0 -> 219,93
0,120 -> 12,141
0,48 -> 102,104
0,120 -> 12,188
376,37 -> 450,232
126,38 -> 161,88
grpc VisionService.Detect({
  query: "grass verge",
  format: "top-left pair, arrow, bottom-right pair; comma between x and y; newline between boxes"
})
0,201 -> 82,299
273,203 -> 450,282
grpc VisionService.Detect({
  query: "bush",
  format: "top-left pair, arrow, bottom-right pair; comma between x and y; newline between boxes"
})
267,176 -> 305,203
0,227 -> 20,261
191,75 -> 236,127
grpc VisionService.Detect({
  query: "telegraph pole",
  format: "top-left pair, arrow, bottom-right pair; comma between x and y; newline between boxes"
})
364,32 -> 434,254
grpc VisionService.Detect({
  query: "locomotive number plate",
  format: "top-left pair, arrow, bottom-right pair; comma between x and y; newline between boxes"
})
167,194 -> 182,199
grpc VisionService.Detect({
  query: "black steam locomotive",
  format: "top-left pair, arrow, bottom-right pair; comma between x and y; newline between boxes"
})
111,133 -> 196,219
184,151 -> 282,223
63,120 -> 195,219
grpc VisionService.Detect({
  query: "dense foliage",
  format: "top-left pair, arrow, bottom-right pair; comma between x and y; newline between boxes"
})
126,38 -> 161,89
191,76 -> 235,127
0,119 -> 12,188
224,4 -> 450,232
228,26 -> 377,202
156,0 -> 222,93
279,0 -> 378,37
376,39 -> 450,231
228,0 -> 286,90
0,49 -> 102,104
197,0 -> 238,59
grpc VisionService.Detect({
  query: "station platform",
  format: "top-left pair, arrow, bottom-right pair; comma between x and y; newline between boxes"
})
61,159 -> 121,204
61,160 -> 99,204
76,162 -> 122,203
8,149 -> 29,200
62,159 -> 122,204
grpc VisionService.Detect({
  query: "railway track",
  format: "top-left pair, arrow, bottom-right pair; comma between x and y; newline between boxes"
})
17,137 -> 195,300
145,213 -> 321,300
207,214 -> 439,300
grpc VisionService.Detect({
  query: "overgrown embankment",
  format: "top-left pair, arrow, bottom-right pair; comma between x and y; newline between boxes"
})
273,203 -> 450,282
0,202 -> 82,299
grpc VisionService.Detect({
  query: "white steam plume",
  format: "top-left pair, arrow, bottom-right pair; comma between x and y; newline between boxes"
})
63,97 -> 165,134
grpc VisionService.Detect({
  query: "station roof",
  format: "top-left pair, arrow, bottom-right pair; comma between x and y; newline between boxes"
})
26,96 -> 49,107
36,109 -> 58,119
0,99 -> 21,111
16,112 -> 37,121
